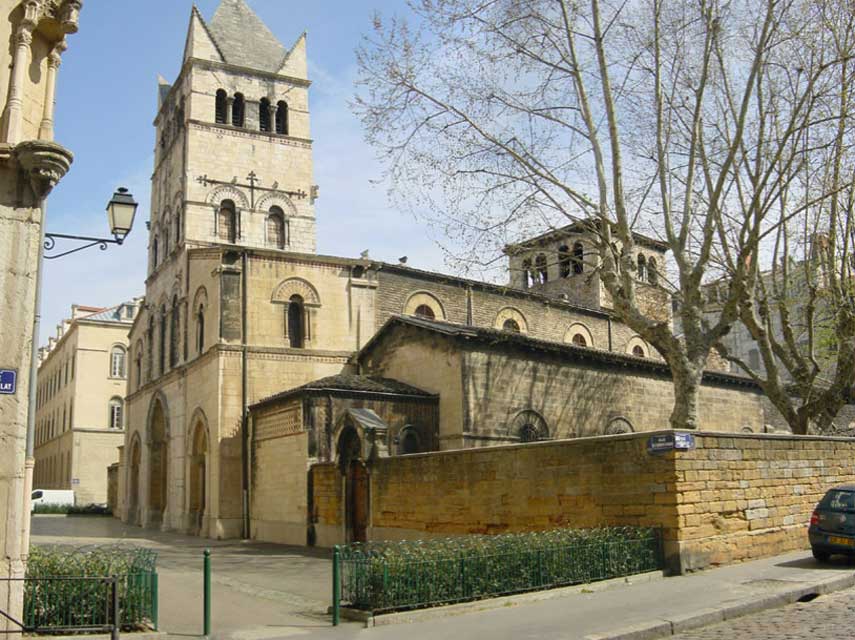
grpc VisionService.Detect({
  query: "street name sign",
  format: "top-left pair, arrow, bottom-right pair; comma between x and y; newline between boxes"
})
0,369 -> 17,395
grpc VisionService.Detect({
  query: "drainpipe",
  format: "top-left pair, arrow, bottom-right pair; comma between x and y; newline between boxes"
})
607,316 -> 613,352
240,250 -> 249,539
21,200 -> 47,557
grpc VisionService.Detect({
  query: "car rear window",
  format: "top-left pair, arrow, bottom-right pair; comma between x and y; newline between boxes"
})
31,490 -> 42,499
823,490 -> 855,511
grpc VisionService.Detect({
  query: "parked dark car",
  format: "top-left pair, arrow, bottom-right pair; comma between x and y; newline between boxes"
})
809,485 -> 855,561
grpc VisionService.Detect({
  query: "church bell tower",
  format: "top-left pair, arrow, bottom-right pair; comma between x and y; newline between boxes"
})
147,0 -> 316,277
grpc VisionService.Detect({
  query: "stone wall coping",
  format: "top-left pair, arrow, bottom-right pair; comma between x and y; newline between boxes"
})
306,429 -> 855,469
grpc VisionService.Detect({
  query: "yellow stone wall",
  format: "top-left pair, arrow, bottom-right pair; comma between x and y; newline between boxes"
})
312,431 -> 855,573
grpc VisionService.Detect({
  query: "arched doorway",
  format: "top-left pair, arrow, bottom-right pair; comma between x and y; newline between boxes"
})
188,419 -> 208,535
128,436 -> 141,526
338,425 -> 368,543
147,397 -> 169,527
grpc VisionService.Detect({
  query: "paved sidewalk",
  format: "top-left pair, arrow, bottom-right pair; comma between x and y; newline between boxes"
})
302,550 -> 855,640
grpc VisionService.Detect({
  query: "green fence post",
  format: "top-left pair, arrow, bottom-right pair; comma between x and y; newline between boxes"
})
151,572 -> 159,631
203,549 -> 211,637
332,546 -> 341,626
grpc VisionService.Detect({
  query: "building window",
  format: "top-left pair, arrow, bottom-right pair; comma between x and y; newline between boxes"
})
135,349 -> 142,390
632,345 -> 646,357
175,208 -> 182,243
398,427 -> 421,455
218,200 -> 237,243
522,259 -> 533,288
259,97 -> 271,132
512,410 -> 549,442
275,101 -> 288,135
267,207 -> 286,249
749,348 -> 760,369
197,305 -> 205,355
152,236 -> 159,268
572,242 -> 584,275
559,245 -> 571,278
147,317 -> 155,381
159,311 -> 167,375
572,333 -> 588,347
232,93 -> 245,127
110,346 -> 127,378
109,397 -> 124,430
287,295 -> 306,348
648,257 -> 659,285
502,318 -> 521,333
637,254 -> 647,281
414,304 -> 435,320
170,297 -> 180,368
215,89 -> 227,124
535,254 -> 548,283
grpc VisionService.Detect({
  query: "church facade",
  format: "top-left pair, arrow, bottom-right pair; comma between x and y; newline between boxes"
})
118,0 -> 772,541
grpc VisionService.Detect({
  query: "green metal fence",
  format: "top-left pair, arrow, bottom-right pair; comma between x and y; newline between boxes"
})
333,527 -> 662,618
21,545 -> 159,632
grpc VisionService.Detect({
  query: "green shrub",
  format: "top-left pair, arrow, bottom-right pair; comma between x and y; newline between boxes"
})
339,526 -> 661,612
32,504 -> 112,516
25,545 -> 158,631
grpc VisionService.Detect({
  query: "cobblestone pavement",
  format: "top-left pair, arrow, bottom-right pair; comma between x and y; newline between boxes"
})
673,587 -> 855,639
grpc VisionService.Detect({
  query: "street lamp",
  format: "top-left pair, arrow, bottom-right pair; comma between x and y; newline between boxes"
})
43,187 -> 139,259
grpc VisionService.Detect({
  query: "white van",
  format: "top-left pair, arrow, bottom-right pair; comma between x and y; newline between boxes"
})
31,489 -> 75,509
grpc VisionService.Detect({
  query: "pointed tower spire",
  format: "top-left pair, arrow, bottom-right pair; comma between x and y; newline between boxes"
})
207,0 -> 287,73
184,5 -> 225,64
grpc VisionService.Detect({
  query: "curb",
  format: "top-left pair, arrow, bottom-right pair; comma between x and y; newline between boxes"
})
581,572 -> 855,640
339,570 -> 666,628
44,631 -> 166,640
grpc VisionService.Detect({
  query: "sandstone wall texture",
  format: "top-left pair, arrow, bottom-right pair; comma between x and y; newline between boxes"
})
311,431 -> 855,573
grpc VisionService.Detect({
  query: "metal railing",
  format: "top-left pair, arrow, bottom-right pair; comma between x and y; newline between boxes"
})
332,528 -> 663,621
0,572 -> 158,637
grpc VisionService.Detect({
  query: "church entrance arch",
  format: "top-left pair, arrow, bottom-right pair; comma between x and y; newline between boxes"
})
338,424 -> 368,543
188,416 -> 208,536
128,435 -> 141,526
147,396 -> 169,527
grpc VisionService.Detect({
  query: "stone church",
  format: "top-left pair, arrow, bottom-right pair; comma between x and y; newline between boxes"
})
118,0 -> 776,543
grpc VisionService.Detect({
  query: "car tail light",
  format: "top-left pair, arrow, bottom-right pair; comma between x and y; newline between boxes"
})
810,510 -> 819,526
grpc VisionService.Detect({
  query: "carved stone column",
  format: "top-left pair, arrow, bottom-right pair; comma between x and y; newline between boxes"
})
39,41 -> 67,141
4,20 -> 35,145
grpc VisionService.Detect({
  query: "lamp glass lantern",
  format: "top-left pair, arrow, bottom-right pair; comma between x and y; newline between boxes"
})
106,187 -> 138,242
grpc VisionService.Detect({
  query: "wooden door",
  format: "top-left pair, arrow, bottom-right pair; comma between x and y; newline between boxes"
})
347,461 -> 369,543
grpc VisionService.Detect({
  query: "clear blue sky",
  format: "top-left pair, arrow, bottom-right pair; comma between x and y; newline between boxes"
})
41,0 -> 443,344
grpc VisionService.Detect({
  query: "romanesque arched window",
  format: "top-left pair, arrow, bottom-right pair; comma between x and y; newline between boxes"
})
170,296 -> 180,368
559,245 -> 571,278
573,242 -> 584,274
174,208 -> 182,243
287,295 -> 306,348
648,257 -> 659,285
215,89 -> 227,124
259,97 -> 271,132
398,427 -> 421,455
163,225 -> 170,256
522,258 -> 532,288
110,346 -> 126,379
502,318 -> 521,333
152,235 -> 159,269
147,317 -> 155,381
218,200 -> 237,244
266,207 -> 286,249
109,397 -> 124,430
535,253 -> 548,283
637,254 -> 647,281
414,304 -> 435,320
135,346 -> 142,390
276,101 -> 289,135
232,93 -> 245,127
572,333 -> 588,347
197,305 -> 205,355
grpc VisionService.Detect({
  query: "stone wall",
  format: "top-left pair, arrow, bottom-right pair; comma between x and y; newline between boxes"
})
310,431 -> 855,573
107,464 -> 118,514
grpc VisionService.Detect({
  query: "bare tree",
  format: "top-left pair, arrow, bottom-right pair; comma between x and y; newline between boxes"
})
712,3 -> 855,434
355,0 -> 855,430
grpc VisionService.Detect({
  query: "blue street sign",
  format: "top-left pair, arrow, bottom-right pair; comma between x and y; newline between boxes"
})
0,369 -> 17,395
647,432 -> 696,454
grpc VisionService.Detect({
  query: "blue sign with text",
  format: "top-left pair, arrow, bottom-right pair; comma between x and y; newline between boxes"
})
0,369 -> 17,395
647,432 -> 695,454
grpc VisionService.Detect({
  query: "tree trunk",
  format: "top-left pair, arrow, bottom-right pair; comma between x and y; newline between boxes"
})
669,362 -> 703,430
